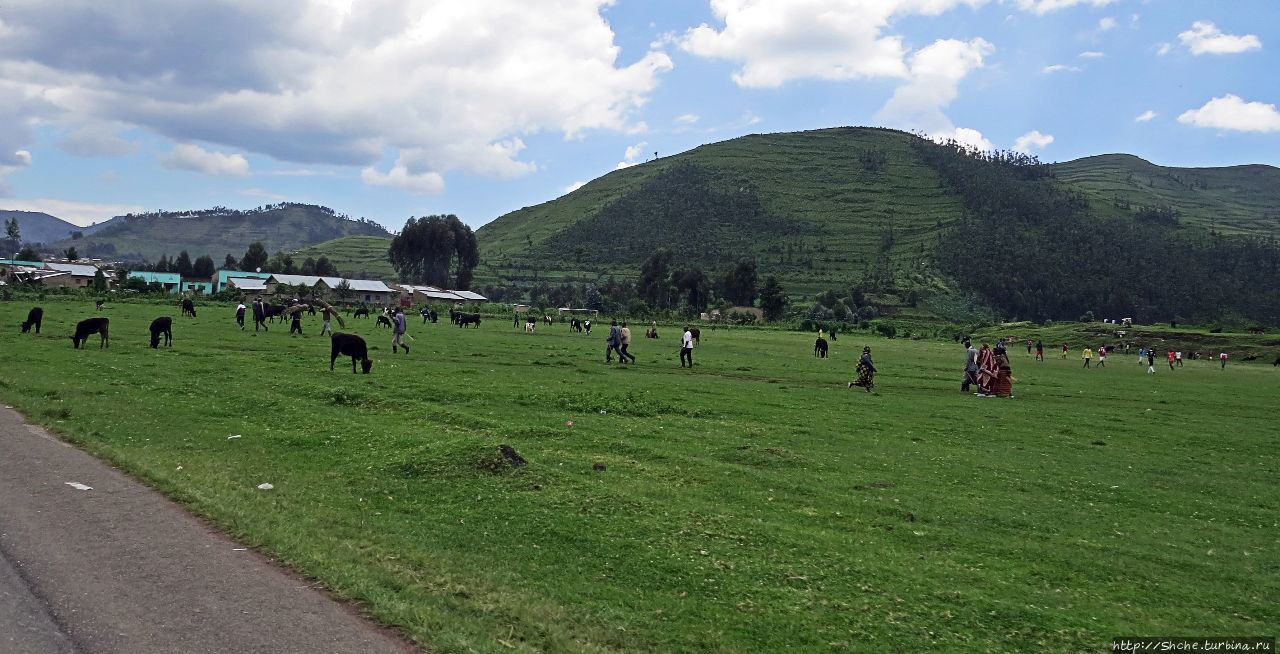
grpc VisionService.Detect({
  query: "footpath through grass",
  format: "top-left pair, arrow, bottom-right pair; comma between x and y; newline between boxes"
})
1,299 -> 1276,653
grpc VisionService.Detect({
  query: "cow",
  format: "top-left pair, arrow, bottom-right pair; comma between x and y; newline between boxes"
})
180,298 -> 197,318
263,303 -> 285,323
330,333 -> 373,374
815,337 -> 828,358
376,315 -> 393,328
149,316 -> 173,348
352,307 -> 370,319
456,312 -> 482,328
689,327 -> 701,344
21,307 -> 42,334
95,299 -> 106,312
583,320 -> 592,335
71,317 -> 109,349
543,315 -> 553,326
1273,356 -> 1280,367
525,317 -> 537,333
569,318 -> 583,333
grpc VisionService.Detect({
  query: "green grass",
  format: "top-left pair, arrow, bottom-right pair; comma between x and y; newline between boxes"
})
1,299 -> 1277,653
292,235 -> 396,279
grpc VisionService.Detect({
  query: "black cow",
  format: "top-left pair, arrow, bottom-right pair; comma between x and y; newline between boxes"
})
815,337 -> 828,358
181,299 -> 197,318
72,317 -> 109,349
330,333 -> 373,374
1273,356 -> 1280,367
263,303 -> 285,323
95,300 -> 106,311
21,307 -> 42,334
456,312 -> 481,328
352,307 -> 370,319
376,315 -> 393,328
149,316 -> 173,348
570,318 -> 583,333
690,327 -> 701,344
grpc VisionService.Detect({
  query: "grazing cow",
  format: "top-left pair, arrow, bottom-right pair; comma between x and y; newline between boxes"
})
815,337 -> 829,358
329,333 -> 373,374
569,318 -> 583,333
95,300 -> 106,311
583,320 -> 592,335
21,307 -> 42,334
1242,354 -> 1259,362
149,316 -> 173,348
525,317 -> 537,333
376,315 -> 393,328
1273,356 -> 1280,367
543,315 -> 552,326
71,317 -> 109,349
456,312 -> 482,328
180,298 -> 197,318
352,307 -> 370,319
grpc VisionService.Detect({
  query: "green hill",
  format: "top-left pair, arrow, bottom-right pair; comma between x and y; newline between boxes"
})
1051,154 -> 1280,236
47,203 -> 392,263
477,128 -> 1280,297
291,235 -> 395,280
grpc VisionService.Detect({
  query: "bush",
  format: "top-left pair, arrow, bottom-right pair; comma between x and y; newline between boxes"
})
875,322 -> 897,339
1209,325 -> 1223,334
1079,311 -> 1095,323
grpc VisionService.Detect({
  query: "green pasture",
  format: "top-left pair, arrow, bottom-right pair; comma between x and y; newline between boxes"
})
1,299 -> 1276,653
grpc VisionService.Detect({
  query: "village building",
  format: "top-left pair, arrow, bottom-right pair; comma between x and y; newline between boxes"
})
127,271 -> 182,293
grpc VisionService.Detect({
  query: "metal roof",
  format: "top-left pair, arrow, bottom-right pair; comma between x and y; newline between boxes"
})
451,290 -> 487,301
228,277 -> 268,290
344,279 -> 394,293
268,274 -> 323,286
44,262 -> 101,277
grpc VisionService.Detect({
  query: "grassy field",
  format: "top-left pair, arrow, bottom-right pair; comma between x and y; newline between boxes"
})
292,235 -> 395,280
1,298 -> 1276,653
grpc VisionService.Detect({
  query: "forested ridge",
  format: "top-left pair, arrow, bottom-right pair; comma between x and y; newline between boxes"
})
918,140 -> 1280,325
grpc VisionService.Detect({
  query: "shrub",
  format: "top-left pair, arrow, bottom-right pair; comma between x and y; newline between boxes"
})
875,322 -> 897,339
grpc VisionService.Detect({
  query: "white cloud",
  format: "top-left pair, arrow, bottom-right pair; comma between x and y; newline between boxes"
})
876,37 -> 994,143
1156,42 -> 1172,56
675,113 -> 700,125
0,198 -> 145,226
0,1 -> 673,194
0,150 -> 33,196
1042,64 -> 1081,73
1177,94 -> 1280,133
161,143 -> 250,176
616,141 -> 649,169
563,180 -> 586,194
1178,21 -> 1262,56
679,0 -> 988,89
1135,110 -> 1157,122
1098,17 -> 1117,31
1014,0 -> 1115,15
934,127 -> 994,152
239,188 -> 288,201
1079,50 -> 1105,58
360,164 -> 445,195
57,122 -> 137,157
1012,130 -> 1054,152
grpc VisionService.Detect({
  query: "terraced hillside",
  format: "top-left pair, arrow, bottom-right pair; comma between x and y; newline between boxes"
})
291,235 -> 394,280
476,128 -> 1280,299
477,127 -> 966,294
1052,154 -> 1280,236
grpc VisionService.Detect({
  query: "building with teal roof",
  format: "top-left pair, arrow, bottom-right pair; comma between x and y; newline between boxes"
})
128,271 -> 181,293
214,269 -> 272,293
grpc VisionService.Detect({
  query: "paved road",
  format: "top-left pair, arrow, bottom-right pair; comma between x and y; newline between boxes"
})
0,405 -> 417,654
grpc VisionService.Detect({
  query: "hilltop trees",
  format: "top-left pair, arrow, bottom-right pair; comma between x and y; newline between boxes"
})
175,250 -> 193,277
192,255 -> 216,278
387,214 -> 479,288
224,254 -> 238,270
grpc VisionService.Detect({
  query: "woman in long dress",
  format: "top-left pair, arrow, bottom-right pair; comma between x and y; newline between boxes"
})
992,345 -> 1014,398
975,343 -> 997,396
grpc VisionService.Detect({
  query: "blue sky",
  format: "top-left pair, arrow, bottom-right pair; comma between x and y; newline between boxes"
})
0,0 -> 1275,229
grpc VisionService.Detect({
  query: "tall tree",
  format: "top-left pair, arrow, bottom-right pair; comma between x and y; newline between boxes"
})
5,218 -> 21,251
192,255 -> 216,278
240,242 -> 269,272
638,249 -> 674,309
223,254 -> 238,270
387,214 -> 479,287
175,250 -> 193,277
759,276 -> 788,321
719,260 -> 759,306
672,267 -> 710,311
92,269 -> 107,292
314,255 -> 338,277
17,246 -> 39,262
63,246 -> 78,261
299,257 -> 317,275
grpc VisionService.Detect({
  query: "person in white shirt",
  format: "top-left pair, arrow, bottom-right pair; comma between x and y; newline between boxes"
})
235,301 -> 246,330
680,326 -> 694,368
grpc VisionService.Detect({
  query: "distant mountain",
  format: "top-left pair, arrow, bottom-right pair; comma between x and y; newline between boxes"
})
291,235 -> 395,280
0,210 -> 86,246
43,203 -> 393,263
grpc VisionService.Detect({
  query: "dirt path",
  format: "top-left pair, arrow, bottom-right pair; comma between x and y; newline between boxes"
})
0,405 -> 417,654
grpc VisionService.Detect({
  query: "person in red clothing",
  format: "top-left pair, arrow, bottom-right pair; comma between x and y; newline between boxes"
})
1166,350 -> 1176,370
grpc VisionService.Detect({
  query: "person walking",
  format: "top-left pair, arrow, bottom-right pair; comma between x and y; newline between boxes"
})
849,346 -> 876,392
1097,345 -> 1107,368
1175,351 -> 1183,367
1082,346 -> 1093,368
993,345 -> 1014,398
1219,351 -> 1228,369
1167,350 -> 1176,370
1147,349 -> 1156,374
961,340 -> 979,393
1061,343 -> 1069,359
252,298 -> 267,332
320,305 -> 334,336
1026,339 -> 1033,355
1035,340 -> 1044,361
1138,347 -> 1145,365
392,306 -> 409,354
680,326 -> 694,368
605,320 -> 622,363
289,309 -> 303,335
235,301 -> 246,330
619,321 -> 636,364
